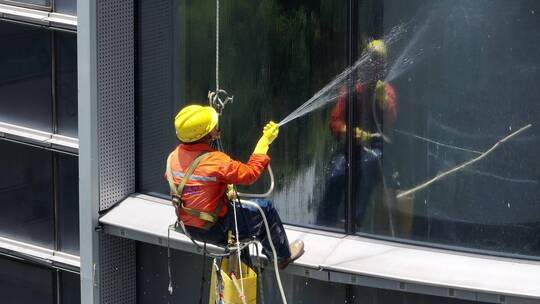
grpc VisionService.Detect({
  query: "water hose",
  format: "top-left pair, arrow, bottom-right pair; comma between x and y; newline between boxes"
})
237,164 -> 275,198
240,199 -> 288,304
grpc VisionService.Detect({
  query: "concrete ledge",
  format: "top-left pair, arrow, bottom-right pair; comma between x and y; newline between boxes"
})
100,194 -> 540,303
0,235 -> 80,270
0,4 -> 76,29
0,121 -> 78,153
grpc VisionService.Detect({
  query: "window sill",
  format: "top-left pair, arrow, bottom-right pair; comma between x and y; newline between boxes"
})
0,122 -> 78,154
0,235 -> 80,271
0,4 -> 76,30
100,194 -> 540,303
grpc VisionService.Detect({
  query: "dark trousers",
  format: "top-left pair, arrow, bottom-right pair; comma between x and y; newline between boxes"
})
316,144 -> 383,227
186,199 -> 291,261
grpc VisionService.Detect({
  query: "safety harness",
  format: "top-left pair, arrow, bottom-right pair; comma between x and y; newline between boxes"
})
165,151 -> 225,230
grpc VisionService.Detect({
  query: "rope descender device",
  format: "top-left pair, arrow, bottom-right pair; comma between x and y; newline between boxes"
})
208,89 -> 234,115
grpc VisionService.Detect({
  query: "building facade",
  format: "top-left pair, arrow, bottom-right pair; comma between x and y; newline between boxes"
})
1,0 -> 539,303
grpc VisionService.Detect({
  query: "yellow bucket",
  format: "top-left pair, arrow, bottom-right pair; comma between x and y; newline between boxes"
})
209,257 -> 257,304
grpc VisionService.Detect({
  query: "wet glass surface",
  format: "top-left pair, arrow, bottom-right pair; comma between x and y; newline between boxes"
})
0,139 -> 54,248
0,21 -> 52,132
137,0 -> 349,230
353,0 -> 540,257
137,0 -> 540,256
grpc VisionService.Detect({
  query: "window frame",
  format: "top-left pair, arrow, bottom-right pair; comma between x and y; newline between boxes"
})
0,0 -> 52,12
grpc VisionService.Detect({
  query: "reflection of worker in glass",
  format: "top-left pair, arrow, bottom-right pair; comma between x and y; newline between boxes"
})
317,40 -> 398,227
165,105 -> 304,269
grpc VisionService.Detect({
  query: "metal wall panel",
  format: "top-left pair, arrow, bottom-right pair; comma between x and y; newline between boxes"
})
99,234 -> 136,304
94,0 -> 136,303
97,0 -> 134,211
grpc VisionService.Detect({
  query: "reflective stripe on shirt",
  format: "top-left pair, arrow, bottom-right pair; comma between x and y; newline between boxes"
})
172,171 -> 217,182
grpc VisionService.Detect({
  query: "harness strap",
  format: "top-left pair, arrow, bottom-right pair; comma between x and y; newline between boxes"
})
166,151 -> 225,230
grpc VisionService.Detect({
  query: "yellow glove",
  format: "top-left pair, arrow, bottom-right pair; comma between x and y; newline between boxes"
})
253,121 -> 279,154
226,184 -> 237,201
375,80 -> 387,110
354,127 -> 372,144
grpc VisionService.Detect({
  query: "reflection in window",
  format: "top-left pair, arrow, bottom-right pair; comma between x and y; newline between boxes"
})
354,0 -> 540,257
57,153 -> 80,255
137,0 -> 540,256
0,0 -> 51,10
55,31 -> 78,138
0,256 -> 54,304
0,140 -> 54,248
137,0 -> 349,230
0,21 -> 52,132
54,0 -> 76,15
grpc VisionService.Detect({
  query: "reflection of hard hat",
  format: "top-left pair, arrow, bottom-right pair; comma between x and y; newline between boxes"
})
174,105 -> 218,142
367,39 -> 387,57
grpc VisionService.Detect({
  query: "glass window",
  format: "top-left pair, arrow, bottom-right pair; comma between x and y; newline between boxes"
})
57,153 -> 79,255
0,21 -> 53,132
137,242 -> 213,303
54,0 -> 76,15
0,0 -> 51,10
55,31 -> 78,138
137,0 -> 349,230
136,242 -> 346,304
59,271 -> 81,304
137,0 -> 540,256
353,0 -> 540,257
0,256 -> 54,304
0,139 -> 54,248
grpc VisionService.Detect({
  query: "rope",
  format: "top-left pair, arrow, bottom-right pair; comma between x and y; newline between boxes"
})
198,242 -> 207,304
216,0 -> 219,91
240,200 -> 288,304
232,199 -> 246,296
397,123 -> 532,199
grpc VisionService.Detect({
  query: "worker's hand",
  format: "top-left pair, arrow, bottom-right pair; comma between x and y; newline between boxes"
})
375,80 -> 387,110
262,121 -> 279,144
253,121 -> 279,154
354,127 -> 371,144
226,184 -> 237,201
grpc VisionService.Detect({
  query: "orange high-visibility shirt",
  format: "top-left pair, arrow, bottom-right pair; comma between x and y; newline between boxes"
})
166,143 -> 270,228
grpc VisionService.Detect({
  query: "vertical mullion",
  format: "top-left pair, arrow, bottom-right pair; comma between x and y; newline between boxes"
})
53,153 -> 60,251
52,31 -> 58,134
55,269 -> 61,304
346,0 -> 360,234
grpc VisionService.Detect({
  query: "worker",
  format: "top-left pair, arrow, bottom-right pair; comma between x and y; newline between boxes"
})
165,104 -> 304,269
317,39 -> 398,227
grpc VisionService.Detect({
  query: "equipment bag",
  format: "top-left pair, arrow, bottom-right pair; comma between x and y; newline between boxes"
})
209,257 -> 257,304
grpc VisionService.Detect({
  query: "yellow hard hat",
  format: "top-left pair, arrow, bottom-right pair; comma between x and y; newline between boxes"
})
367,39 -> 387,57
174,105 -> 219,142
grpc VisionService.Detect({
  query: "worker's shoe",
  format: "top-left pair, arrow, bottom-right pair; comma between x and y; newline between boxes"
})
278,240 -> 305,270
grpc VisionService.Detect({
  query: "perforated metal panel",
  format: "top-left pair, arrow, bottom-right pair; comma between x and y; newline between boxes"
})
100,234 -> 136,304
97,0 -> 135,211
137,0 -> 176,195
95,0 -> 136,303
